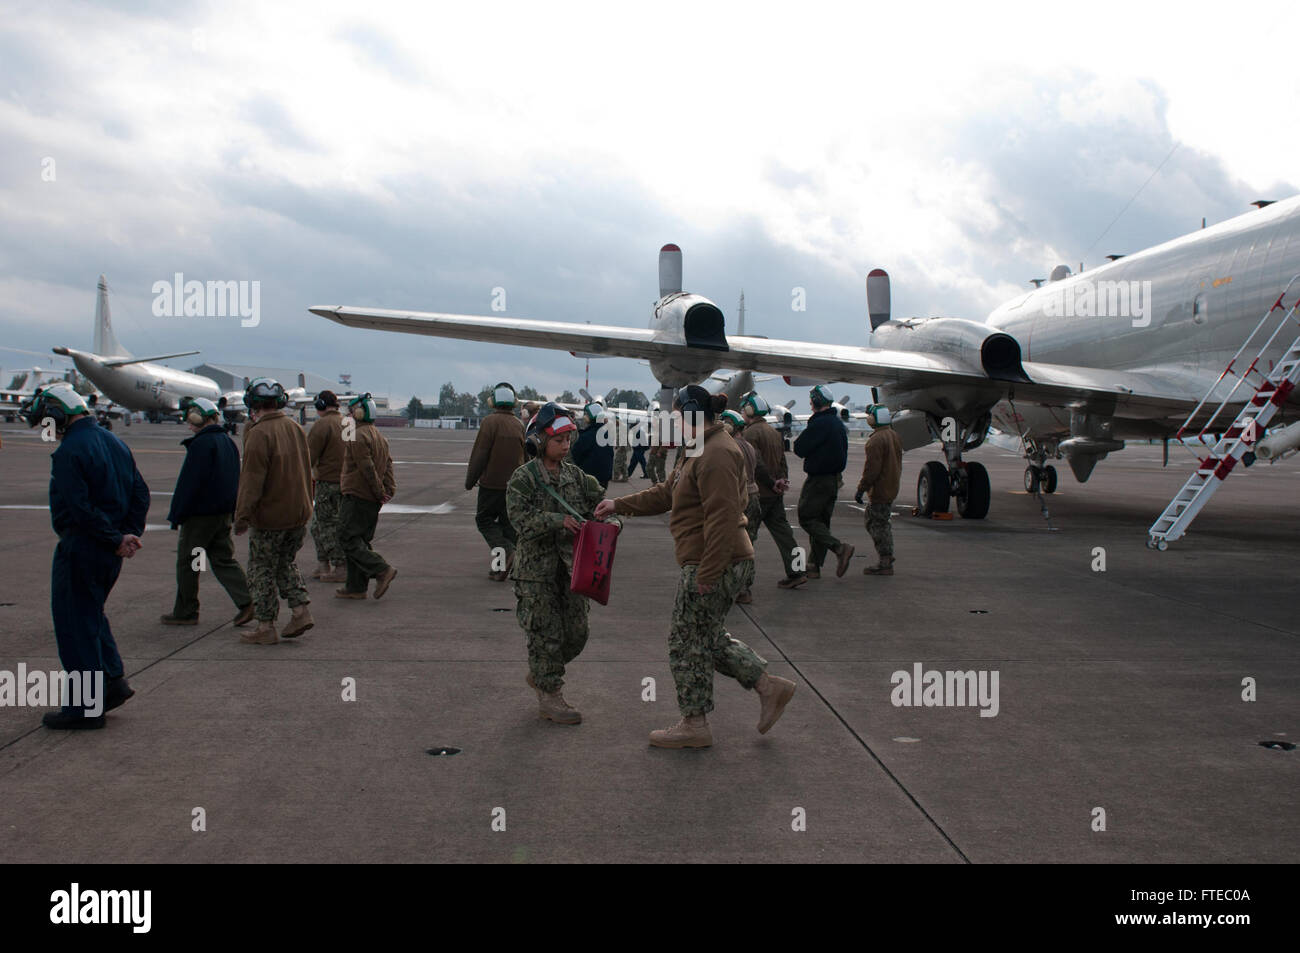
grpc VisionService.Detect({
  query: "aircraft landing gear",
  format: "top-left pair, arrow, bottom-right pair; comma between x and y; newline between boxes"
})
1023,464 -> 1057,494
916,413 -> 992,519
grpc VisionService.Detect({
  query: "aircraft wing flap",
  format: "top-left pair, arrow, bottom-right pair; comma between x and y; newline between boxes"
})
1015,362 -> 1205,417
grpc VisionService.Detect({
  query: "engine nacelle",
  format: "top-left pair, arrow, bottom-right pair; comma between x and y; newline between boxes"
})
648,292 -> 728,386
871,318 -> 1030,383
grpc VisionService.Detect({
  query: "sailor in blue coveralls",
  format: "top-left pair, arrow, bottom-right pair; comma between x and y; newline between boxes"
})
23,383 -> 150,729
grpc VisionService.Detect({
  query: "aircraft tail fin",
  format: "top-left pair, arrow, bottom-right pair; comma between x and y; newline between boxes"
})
93,275 -> 130,358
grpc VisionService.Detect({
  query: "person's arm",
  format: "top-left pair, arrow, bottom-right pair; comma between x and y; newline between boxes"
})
51,449 -> 122,549
306,420 -> 325,470
858,438 -> 882,496
613,469 -> 675,517
126,454 -> 150,536
754,455 -> 775,493
381,434 -> 396,499
695,456 -> 742,587
168,445 -> 198,528
355,430 -> 385,500
234,430 -> 269,530
464,420 -> 490,490
580,472 -> 621,530
506,465 -> 567,540
793,417 -> 822,458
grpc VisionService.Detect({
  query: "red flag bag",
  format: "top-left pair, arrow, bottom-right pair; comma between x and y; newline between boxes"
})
569,519 -> 619,605
539,477 -> 620,605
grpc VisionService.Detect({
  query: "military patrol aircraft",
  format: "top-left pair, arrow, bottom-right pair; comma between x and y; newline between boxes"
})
311,200 -> 1300,521
55,276 -> 341,426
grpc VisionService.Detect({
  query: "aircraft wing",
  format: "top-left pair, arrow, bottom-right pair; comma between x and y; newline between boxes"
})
310,307 -> 664,361
310,306 -> 1208,420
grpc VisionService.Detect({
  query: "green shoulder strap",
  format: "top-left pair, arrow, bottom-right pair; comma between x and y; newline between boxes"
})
530,460 -> 585,521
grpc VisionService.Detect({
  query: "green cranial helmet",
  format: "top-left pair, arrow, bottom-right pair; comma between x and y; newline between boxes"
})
719,409 -> 744,429
492,382 -> 516,408
867,404 -> 893,426
22,382 -> 89,429
183,396 -> 220,422
349,392 -> 377,423
738,391 -> 770,416
584,402 -> 606,424
810,384 -> 834,407
244,377 -> 287,410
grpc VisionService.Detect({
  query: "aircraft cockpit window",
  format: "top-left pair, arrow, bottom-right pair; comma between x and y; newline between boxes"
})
1193,293 -> 1207,324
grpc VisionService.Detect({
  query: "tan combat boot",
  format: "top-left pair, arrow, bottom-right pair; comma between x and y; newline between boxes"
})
373,567 -> 398,599
240,620 -> 279,645
754,673 -> 797,734
310,561 -> 331,579
538,690 -> 581,725
281,604 -> 314,639
649,714 -> 712,748
320,564 -> 347,583
232,604 -> 255,626
735,588 -> 753,604
835,543 -> 855,577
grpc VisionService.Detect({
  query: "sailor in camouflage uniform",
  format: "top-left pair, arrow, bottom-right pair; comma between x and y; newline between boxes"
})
597,386 -> 797,749
505,403 -> 621,725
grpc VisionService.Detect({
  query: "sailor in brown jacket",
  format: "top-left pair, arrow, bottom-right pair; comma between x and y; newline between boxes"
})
595,386 -> 796,749
854,405 -> 904,575
234,378 -> 314,645
335,393 -> 398,600
307,390 -> 347,583
466,383 -> 525,580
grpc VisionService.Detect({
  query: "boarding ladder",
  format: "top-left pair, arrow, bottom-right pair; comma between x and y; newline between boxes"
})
1147,275 -> 1300,549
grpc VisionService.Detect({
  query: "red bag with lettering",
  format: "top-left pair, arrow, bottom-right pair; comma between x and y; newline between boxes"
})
570,519 -> 619,605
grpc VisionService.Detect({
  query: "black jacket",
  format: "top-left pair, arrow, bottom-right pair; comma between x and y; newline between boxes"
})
50,416 -> 150,549
168,424 -> 241,527
571,425 -> 614,486
793,407 -> 848,476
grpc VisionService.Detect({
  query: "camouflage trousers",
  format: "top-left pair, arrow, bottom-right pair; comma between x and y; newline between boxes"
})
865,502 -> 895,564
612,445 -> 629,482
516,574 -> 589,694
743,493 -> 761,542
247,526 -> 309,622
648,449 -> 668,484
669,560 -> 766,716
310,480 -> 344,565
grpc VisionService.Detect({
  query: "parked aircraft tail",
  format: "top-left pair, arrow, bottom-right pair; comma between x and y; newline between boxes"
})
93,274 -> 130,358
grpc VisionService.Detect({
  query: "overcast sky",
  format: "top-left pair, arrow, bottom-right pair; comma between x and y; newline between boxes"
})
2,0 -> 1297,407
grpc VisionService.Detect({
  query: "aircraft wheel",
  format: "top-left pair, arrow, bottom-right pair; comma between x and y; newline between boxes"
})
1024,467 -> 1040,492
917,461 -> 950,516
958,461 -> 990,519
1042,465 -> 1058,494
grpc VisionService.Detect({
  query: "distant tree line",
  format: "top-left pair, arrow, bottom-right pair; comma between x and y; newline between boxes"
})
403,382 -> 650,420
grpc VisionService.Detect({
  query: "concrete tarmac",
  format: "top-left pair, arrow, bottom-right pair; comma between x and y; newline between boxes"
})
0,422 -> 1295,863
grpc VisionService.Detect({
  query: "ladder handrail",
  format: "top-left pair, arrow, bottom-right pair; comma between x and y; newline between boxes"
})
1174,272 -> 1300,442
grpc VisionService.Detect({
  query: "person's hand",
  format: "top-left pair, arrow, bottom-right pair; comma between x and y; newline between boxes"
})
594,499 -> 616,520
854,491 -> 864,505
697,580 -> 714,595
381,494 -> 393,505
235,523 -> 248,536
115,534 -> 142,558
774,478 -> 789,494
562,515 -> 582,535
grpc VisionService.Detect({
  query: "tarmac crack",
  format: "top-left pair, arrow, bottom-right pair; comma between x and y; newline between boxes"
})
738,603 -> 973,864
